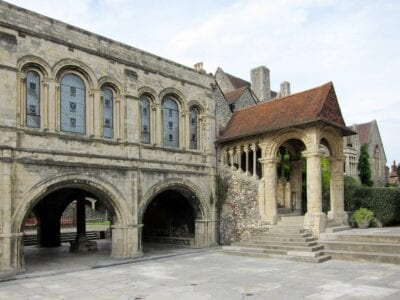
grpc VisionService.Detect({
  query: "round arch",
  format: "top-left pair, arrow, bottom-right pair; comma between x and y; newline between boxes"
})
53,58 -> 97,89
17,55 -> 52,77
159,87 -> 186,110
319,126 -> 343,157
98,76 -> 124,95
187,100 -> 205,114
138,86 -> 157,103
138,178 -> 210,224
265,128 -> 311,158
13,174 -> 132,233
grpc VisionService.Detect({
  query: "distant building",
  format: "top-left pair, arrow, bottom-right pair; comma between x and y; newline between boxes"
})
389,161 -> 399,185
344,120 -> 388,186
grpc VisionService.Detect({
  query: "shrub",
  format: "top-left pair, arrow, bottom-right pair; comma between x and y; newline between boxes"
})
345,187 -> 400,226
353,208 -> 374,223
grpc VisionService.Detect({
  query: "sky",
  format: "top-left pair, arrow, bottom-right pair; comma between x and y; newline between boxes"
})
6,0 -> 400,165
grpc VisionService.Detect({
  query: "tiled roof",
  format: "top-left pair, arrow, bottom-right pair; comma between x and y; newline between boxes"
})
355,121 -> 374,145
219,82 -> 351,142
225,72 -> 250,89
223,86 -> 248,104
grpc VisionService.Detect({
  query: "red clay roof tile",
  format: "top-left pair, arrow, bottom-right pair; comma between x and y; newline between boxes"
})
218,82 -> 350,142
223,86 -> 248,104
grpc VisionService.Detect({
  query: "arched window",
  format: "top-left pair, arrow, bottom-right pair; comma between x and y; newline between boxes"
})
374,146 -> 381,177
189,107 -> 199,150
60,74 -> 86,134
140,95 -> 151,144
26,71 -> 40,128
102,87 -> 113,139
163,97 -> 179,148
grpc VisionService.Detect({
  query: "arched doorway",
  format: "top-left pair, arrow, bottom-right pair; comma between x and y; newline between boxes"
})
14,177 -> 137,275
140,183 -> 210,252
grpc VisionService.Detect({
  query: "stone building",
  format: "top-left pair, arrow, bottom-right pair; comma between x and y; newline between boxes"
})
0,1 -> 353,278
344,120 -> 387,186
389,161 -> 399,186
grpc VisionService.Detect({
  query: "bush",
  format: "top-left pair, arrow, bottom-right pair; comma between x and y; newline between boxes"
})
344,176 -> 360,211
345,187 -> 400,226
353,208 -> 374,223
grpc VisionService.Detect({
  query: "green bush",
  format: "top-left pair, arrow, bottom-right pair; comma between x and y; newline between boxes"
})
353,208 -> 374,223
345,187 -> 400,226
344,176 -> 360,211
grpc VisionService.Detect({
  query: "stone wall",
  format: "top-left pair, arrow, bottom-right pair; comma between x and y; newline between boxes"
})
233,88 -> 257,110
218,167 -> 261,244
213,84 -> 232,134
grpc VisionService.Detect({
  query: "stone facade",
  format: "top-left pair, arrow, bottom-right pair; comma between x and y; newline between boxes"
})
0,1 -> 353,279
0,1 -> 217,278
344,120 -> 387,186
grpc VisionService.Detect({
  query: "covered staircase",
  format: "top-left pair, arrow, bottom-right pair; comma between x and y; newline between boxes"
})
223,215 -> 331,263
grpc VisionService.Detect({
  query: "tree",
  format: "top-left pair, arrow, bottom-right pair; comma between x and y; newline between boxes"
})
397,162 -> 400,179
358,144 -> 373,187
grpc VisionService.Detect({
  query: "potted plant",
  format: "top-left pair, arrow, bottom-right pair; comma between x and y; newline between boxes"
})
353,208 -> 374,229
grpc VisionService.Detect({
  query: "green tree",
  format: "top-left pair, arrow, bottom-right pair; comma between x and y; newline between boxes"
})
397,162 -> 400,179
358,144 -> 373,187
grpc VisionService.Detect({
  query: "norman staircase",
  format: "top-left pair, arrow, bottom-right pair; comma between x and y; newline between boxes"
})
223,215 -> 331,263
320,233 -> 400,264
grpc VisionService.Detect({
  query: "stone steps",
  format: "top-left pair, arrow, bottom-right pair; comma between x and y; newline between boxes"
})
223,216 -> 330,263
320,233 -> 400,264
24,231 -> 103,246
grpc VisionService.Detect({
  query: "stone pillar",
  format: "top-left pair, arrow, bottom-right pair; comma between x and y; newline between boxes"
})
156,104 -> 163,146
290,160 -> 303,213
250,144 -> 258,178
237,147 -> 243,172
0,151 -> 17,278
243,145 -> 250,175
259,157 -> 278,224
70,198 -> 97,252
194,220 -> 214,248
328,157 -> 348,225
111,225 -> 142,258
304,151 -> 326,236
228,149 -> 235,170
93,90 -> 102,138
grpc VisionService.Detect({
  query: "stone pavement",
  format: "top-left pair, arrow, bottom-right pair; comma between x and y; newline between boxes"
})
1,249 -> 400,299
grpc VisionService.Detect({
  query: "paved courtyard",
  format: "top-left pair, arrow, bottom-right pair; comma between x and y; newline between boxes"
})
1,249 -> 400,299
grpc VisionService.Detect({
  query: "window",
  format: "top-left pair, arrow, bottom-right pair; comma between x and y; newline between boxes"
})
163,97 -> 179,148
102,87 -> 113,139
140,96 -> 151,144
26,71 -> 40,128
189,107 -> 198,150
60,74 -> 86,134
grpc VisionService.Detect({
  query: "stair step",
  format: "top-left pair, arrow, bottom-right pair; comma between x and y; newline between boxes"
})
336,234 -> 400,244
325,226 -> 351,233
222,246 -> 286,255
251,236 -> 317,243
234,243 -> 323,252
321,240 -> 400,254
325,250 -> 400,264
287,255 -> 331,263
237,240 -> 318,247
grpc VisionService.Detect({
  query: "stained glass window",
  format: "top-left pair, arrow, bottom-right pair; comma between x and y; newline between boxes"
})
189,107 -> 198,150
163,97 -> 179,148
60,74 -> 85,134
26,71 -> 40,128
102,88 -> 113,139
140,96 -> 151,144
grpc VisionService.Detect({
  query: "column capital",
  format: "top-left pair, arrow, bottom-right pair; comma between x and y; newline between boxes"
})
259,157 -> 278,165
228,149 -> 234,155
243,145 -> 249,152
302,150 -> 325,158
249,143 -> 258,151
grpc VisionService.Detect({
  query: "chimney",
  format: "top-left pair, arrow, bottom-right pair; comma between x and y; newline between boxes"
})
251,66 -> 270,101
194,62 -> 204,72
280,81 -> 291,97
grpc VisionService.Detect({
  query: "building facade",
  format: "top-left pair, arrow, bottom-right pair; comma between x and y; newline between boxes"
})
1,1 -> 352,278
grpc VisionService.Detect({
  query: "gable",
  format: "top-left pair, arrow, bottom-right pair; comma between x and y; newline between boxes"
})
318,86 -> 346,127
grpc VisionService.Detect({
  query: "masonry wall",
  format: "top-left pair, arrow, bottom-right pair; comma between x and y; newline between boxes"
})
234,89 -> 257,110
218,168 -> 261,244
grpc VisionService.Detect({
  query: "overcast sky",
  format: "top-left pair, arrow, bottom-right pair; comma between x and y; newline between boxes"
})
7,0 -> 400,165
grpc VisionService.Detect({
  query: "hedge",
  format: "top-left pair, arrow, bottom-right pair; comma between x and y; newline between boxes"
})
345,187 -> 400,226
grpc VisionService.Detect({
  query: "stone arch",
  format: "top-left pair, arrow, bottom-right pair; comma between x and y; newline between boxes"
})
138,86 -> 157,103
187,100 -> 205,114
159,87 -> 186,110
138,178 -> 210,224
17,55 -> 52,77
265,128 -> 311,158
53,58 -> 97,89
319,126 -> 343,157
13,173 -> 132,233
98,76 -> 124,95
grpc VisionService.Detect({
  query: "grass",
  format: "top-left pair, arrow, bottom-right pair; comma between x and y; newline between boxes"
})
86,220 -> 110,226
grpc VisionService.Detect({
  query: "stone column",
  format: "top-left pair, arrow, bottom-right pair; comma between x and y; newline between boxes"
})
328,156 -> 348,225
289,160 -> 303,213
111,225 -> 142,258
228,149 -> 235,170
70,198 -> 97,252
93,90 -> 102,138
194,219 -> 215,248
250,144 -> 258,178
304,151 -> 326,236
237,147 -> 243,172
259,157 -> 278,224
42,79 -> 50,131
243,145 -> 250,175
156,104 -> 163,146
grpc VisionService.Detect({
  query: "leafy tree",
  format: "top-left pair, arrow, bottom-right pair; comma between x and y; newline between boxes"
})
358,144 -> 373,187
